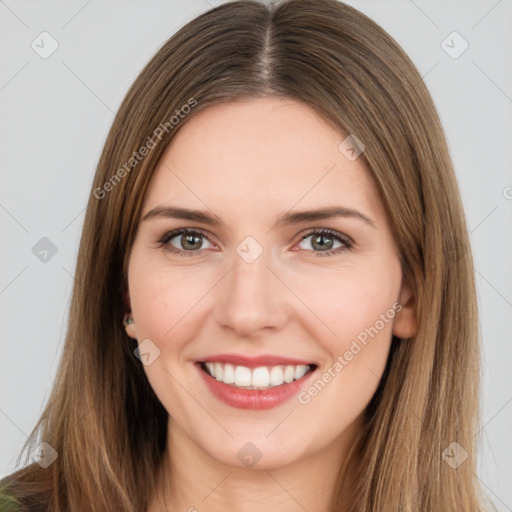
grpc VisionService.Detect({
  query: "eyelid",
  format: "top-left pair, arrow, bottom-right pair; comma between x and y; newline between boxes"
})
296,227 -> 353,245
292,227 -> 353,255
157,228 -> 217,250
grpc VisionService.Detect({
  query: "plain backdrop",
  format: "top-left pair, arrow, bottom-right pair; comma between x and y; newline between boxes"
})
1,0 -> 511,509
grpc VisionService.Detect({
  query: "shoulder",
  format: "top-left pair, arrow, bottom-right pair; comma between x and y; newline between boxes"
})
0,475 -> 23,511
0,471 -> 50,512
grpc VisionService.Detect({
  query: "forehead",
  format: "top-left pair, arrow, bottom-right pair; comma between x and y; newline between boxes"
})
142,98 -> 383,222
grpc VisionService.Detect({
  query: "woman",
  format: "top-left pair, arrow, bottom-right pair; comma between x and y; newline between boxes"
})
0,0 -> 492,510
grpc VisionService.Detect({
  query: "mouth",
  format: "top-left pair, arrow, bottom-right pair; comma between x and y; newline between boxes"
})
195,353 -> 319,409
197,361 -> 318,391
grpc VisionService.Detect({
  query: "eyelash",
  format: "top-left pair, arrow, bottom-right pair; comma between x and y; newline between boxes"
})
156,228 -> 353,258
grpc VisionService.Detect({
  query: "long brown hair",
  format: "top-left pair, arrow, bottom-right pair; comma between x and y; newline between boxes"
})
1,0 -> 491,510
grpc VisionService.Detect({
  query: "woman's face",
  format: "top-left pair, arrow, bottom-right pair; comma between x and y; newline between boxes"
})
125,97 -> 415,469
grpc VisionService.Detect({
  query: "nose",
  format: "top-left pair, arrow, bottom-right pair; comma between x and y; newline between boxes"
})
214,246 -> 288,338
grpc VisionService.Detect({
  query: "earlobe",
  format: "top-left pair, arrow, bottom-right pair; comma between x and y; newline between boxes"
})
392,283 -> 417,339
123,313 -> 138,340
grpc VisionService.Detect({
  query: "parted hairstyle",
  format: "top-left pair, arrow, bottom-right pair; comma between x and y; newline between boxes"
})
0,0 -> 491,510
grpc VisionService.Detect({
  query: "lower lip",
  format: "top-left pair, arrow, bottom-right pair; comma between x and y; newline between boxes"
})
196,363 -> 316,410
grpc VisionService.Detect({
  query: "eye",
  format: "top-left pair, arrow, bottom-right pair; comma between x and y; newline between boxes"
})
157,228 -> 215,256
156,227 -> 353,258
295,229 -> 352,257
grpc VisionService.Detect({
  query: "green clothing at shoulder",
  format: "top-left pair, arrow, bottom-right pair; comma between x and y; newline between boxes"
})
0,469 -> 51,512
0,481 -> 23,512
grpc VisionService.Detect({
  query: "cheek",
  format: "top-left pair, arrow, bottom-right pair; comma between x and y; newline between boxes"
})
290,264 -> 401,349
128,255 -> 213,340
293,270 -> 399,426
127,259 -> 212,408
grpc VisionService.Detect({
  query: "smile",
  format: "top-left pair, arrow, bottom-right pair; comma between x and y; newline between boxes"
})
195,355 -> 318,410
200,361 -> 315,390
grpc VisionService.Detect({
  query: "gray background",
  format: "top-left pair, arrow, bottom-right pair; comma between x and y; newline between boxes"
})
1,0 -> 511,509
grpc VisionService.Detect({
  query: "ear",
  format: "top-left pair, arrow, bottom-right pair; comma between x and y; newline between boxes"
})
125,321 -> 138,340
393,280 -> 417,339
123,290 -> 138,340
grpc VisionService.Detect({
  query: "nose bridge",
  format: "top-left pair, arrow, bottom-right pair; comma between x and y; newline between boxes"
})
215,241 -> 285,336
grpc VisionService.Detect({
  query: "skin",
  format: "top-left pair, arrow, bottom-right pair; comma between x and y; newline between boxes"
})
124,97 -> 416,512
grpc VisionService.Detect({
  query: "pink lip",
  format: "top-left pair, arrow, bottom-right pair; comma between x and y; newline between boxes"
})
196,362 -> 317,410
197,353 -> 315,368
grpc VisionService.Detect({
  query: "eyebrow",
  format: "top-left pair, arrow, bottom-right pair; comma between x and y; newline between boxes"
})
275,207 -> 375,228
141,205 -> 376,228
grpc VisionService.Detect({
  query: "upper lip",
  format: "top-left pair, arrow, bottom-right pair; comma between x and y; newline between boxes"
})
197,353 -> 317,368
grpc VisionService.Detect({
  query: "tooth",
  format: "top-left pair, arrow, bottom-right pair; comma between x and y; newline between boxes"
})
214,362 -> 223,381
283,365 -> 295,383
252,367 -> 270,387
206,362 -> 215,377
205,362 -> 312,388
234,366 -> 252,387
269,366 -> 284,386
294,364 -> 309,380
222,364 -> 235,384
